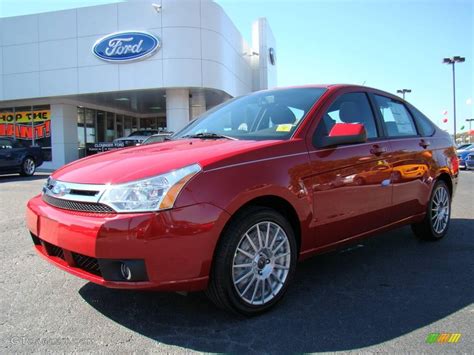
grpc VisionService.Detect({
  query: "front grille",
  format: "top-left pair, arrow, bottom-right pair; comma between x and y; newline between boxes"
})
42,194 -> 115,213
42,240 -> 65,260
72,252 -> 101,276
470,155 -> 474,161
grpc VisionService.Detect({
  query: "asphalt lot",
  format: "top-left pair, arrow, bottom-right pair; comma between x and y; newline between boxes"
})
0,171 -> 473,353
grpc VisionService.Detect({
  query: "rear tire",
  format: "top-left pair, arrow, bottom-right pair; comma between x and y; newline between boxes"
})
411,180 -> 451,241
206,206 -> 297,316
19,157 -> 36,176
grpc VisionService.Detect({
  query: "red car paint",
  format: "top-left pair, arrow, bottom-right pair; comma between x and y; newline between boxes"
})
26,84 -> 458,291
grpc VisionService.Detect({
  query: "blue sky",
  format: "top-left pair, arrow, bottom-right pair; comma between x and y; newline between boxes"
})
1,0 -> 472,133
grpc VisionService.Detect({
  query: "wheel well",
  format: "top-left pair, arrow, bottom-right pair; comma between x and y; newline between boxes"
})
437,173 -> 453,198
226,196 -> 302,253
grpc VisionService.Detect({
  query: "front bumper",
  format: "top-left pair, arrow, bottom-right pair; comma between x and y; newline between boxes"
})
26,195 -> 229,291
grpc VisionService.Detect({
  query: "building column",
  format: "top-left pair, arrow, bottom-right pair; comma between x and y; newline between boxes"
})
190,91 -> 206,119
50,104 -> 78,169
166,89 -> 190,132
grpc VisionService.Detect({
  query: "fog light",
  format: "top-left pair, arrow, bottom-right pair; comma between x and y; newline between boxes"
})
120,263 -> 132,280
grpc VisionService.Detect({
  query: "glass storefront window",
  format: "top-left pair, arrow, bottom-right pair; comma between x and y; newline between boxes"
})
97,111 -> 105,142
0,105 -> 52,161
0,107 -> 14,137
77,108 -> 86,158
124,116 -> 132,137
158,117 -> 166,130
116,115 -> 124,138
33,105 -> 52,161
85,109 -> 96,143
76,107 -> 142,156
132,117 -> 138,132
140,118 -> 151,130
106,112 -> 115,142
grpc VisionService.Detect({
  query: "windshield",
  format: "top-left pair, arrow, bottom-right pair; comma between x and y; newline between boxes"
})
173,88 -> 326,141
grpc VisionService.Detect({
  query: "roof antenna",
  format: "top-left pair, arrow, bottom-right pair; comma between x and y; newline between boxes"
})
362,80 -> 366,86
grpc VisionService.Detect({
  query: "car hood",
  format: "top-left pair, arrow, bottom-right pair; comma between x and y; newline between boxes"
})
53,139 -> 283,184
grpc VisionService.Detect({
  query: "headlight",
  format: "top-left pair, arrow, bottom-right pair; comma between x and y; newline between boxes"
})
99,164 -> 201,212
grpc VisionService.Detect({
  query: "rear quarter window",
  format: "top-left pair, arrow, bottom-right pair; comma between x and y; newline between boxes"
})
408,105 -> 436,137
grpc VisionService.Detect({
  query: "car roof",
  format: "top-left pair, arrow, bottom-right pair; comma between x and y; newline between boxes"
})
262,84 -> 400,99
149,133 -> 172,136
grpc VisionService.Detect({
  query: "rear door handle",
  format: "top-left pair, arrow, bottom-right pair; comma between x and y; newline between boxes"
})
419,139 -> 431,149
370,144 -> 387,156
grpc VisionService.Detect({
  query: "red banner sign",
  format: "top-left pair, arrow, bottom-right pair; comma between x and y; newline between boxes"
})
0,121 -> 51,140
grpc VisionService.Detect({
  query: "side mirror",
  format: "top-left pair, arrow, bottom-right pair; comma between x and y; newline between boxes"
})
319,123 -> 367,148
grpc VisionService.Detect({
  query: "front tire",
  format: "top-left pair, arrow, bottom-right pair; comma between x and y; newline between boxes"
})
206,206 -> 297,316
20,157 -> 36,176
411,180 -> 451,241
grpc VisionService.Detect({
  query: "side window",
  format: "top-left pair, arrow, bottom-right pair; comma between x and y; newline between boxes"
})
0,139 -> 13,149
408,105 -> 436,136
12,140 -> 24,148
374,95 -> 418,137
317,92 -> 378,140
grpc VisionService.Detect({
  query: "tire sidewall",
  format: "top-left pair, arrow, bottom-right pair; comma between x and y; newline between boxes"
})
219,208 -> 297,315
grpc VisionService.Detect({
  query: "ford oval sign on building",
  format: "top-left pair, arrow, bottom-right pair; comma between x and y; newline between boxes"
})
92,31 -> 161,63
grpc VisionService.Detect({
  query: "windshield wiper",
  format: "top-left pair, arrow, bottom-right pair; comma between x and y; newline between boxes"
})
181,132 -> 238,140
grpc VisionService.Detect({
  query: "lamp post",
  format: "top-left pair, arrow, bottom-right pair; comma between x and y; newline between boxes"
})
396,89 -> 411,100
443,56 -> 465,142
467,118 -> 474,143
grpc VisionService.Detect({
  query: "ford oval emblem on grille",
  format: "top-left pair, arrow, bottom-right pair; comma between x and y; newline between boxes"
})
51,183 -> 70,197
92,31 -> 161,62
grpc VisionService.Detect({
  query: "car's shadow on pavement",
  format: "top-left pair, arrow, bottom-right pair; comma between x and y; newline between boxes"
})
0,173 -> 49,183
79,218 -> 474,353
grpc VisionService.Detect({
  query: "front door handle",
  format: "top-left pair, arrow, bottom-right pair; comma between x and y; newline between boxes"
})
370,144 -> 387,156
419,139 -> 431,149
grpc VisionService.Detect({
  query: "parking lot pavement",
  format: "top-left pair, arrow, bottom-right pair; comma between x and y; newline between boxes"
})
0,171 -> 473,353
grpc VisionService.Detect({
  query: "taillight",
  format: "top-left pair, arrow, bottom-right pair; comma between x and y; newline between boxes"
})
451,155 -> 459,174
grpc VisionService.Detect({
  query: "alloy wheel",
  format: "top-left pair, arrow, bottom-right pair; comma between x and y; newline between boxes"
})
24,158 -> 35,175
232,221 -> 291,305
431,185 -> 450,234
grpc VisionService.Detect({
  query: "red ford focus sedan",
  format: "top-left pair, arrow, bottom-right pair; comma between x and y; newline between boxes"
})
26,85 -> 458,315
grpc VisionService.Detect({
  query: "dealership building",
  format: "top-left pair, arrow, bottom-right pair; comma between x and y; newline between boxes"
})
0,0 -> 277,170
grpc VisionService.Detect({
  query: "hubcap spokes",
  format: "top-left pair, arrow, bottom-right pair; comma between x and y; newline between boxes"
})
431,187 -> 449,234
232,221 -> 291,305
25,159 -> 35,175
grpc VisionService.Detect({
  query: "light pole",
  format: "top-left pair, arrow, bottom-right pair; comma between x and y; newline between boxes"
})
443,56 -> 465,142
467,118 -> 474,143
396,89 -> 411,100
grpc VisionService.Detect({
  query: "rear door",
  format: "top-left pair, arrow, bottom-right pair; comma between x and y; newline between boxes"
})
307,91 -> 393,248
370,94 -> 433,221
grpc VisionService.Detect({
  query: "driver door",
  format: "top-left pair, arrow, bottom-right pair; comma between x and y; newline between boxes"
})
306,91 -> 393,248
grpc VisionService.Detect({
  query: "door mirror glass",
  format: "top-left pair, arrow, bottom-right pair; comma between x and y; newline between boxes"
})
319,123 -> 367,147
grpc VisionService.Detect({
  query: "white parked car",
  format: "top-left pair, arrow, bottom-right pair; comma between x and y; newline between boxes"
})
113,130 -> 160,146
